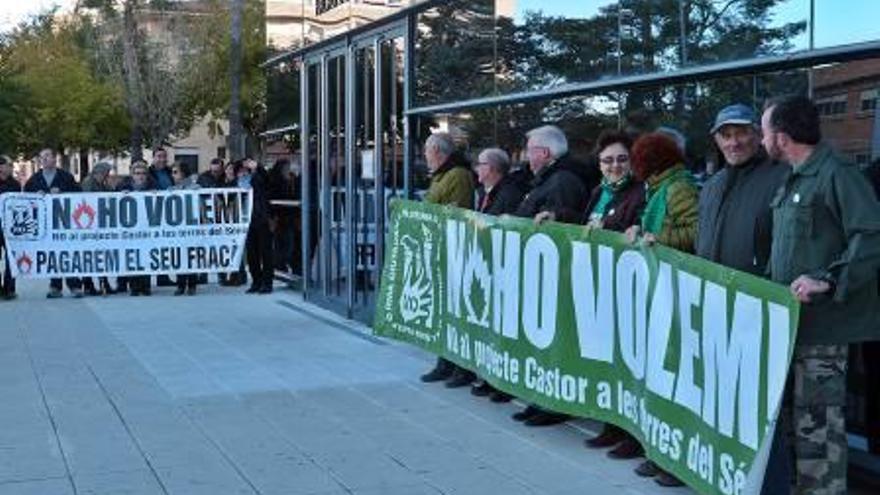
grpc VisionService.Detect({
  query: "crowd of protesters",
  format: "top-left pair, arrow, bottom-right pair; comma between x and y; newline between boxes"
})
0,148 -> 299,299
419,95 -> 880,495
1,94 -> 878,493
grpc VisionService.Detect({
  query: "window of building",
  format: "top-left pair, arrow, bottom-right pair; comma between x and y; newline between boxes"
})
816,95 -> 848,116
860,89 -> 878,112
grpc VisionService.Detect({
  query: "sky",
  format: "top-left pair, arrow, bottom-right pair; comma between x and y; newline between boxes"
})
0,0 -> 76,34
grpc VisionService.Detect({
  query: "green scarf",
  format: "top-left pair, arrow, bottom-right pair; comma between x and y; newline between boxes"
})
590,174 -> 632,219
640,166 -> 693,235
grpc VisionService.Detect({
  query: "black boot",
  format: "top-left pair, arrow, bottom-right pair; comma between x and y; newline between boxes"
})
420,358 -> 454,382
445,368 -> 475,388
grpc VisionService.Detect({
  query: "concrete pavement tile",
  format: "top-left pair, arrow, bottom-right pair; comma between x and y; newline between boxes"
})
155,464 -> 256,495
351,483 -> 444,495
73,469 -> 165,495
0,477 -> 73,495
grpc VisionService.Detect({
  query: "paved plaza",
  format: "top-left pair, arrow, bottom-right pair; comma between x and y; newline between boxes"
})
0,280 -> 698,495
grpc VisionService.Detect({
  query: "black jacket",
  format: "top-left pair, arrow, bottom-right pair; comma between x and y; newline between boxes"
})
115,177 -> 154,192
197,171 -> 226,189
249,166 -> 270,223
0,176 -> 20,195
478,175 -> 527,216
24,168 -> 79,193
514,154 -> 587,223
696,152 -> 787,275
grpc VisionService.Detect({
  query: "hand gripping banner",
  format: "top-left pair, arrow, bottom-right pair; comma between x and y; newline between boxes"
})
0,188 -> 252,278
374,200 -> 800,495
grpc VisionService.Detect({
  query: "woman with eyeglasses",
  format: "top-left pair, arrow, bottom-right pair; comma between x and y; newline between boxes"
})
583,131 -> 645,233
580,130 -> 646,460
116,161 -> 154,296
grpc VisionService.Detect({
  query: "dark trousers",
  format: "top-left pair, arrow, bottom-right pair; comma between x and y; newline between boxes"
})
0,239 -> 14,296
247,220 -> 274,288
128,276 -> 150,294
50,277 -> 81,292
761,418 -> 791,495
865,342 -> 880,454
82,277 -> 111,293
176,274 -> 198,289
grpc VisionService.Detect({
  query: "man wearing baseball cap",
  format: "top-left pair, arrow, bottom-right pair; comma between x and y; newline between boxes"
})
694,103 -> 790,493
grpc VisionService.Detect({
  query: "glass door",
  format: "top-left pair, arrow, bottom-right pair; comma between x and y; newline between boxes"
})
349,32 -> 406,323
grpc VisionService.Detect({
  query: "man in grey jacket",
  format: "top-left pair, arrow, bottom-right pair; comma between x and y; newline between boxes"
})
694,103 -> 789,493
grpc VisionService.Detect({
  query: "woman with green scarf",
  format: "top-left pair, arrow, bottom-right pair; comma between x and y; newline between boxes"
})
625,132 -> 699,254
582,131 -> 647,460
624,132 -> 698,488
583,131 -> 645,232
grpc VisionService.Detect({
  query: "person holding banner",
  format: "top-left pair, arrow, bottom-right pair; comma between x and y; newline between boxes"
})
470,147 -> 525,402
697,104 -> 791,494
116,161 -> 154,296
220,161 -> 247,287
0,155 -> 20,300
623,132 -> 699,487
149,147 -> 173,191
513,125 -> 588,427
243,158 -> 275,295
762,95 -> 880,495
80,162 -> 117,296
171,162 -> 200,296
580,130 -> 646,460
24,148 -> 84,299
419,132 -> 476,386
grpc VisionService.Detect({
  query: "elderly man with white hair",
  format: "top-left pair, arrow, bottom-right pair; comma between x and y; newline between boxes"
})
515,125 -> 589,223
420,132 -> 476,386
511,125 -> 590,427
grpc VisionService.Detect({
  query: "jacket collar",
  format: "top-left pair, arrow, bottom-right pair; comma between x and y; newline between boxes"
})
646,164 -> 685,191
791,144 -> 831,178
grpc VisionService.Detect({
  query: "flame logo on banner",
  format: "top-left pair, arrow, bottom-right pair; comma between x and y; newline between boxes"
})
72,200 -> 96,229
16,252 -> 33,274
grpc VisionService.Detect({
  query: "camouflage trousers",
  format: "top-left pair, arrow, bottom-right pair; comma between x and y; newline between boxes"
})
784,344 -> 849,495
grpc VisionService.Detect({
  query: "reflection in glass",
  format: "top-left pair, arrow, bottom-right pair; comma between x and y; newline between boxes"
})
266,59 -> 301,131
495,1 -> 807,100
415,0 -> 496,105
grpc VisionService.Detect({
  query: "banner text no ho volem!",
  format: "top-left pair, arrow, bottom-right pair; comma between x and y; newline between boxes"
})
374,199 -> 799,495
1,189 -> 252,278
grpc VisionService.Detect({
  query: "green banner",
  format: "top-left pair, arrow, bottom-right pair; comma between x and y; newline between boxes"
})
374,200 -> 799,495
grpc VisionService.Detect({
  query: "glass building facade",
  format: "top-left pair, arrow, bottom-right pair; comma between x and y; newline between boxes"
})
265,0 -> 880,478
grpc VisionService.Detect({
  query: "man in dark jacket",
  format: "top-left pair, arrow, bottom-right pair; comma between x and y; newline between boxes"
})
149,147 -> 174,190
475,148 -> 526,216
0,155 -> 20,300
516,125 -> 588,223
24,148 -> 83,298
197,158 -> 226,188
763,95 -> 880,494
694,104 -> 790,493
513,126 -> 586,427
469,147 -> 525,400
244,158 -> 274,294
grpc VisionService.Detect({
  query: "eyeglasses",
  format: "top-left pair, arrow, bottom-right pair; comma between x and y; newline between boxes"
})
599,155 -> 630,165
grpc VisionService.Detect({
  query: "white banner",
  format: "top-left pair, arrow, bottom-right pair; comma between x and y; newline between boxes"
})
0,188 -> 252,278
